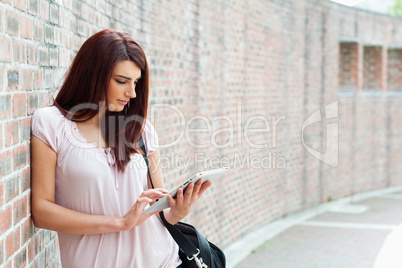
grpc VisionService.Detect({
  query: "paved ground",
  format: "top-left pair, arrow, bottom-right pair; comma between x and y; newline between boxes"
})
233,191 -> 402,268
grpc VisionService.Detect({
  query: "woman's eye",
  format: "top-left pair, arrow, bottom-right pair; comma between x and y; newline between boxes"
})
116,80 -> 125,84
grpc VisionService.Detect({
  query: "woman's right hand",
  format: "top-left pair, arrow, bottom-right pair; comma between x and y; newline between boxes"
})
120,188 -> 168,230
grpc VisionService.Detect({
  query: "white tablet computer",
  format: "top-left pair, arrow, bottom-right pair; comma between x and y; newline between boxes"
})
142,167 -> 229,214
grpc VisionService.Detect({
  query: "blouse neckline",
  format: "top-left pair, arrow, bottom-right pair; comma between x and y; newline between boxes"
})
70,120 -> 112,153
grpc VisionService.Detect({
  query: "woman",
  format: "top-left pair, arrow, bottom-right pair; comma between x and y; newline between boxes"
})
31,29 -> 212,267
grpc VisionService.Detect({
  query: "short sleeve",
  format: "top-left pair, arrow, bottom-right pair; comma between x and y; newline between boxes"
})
31,106 -> 64,153
142,119 -> 159,155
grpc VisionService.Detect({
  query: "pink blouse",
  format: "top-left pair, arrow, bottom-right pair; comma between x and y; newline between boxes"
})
31,106 -> 181,268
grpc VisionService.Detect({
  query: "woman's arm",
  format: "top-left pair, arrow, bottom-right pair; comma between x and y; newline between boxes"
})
147,149 -> 212,225
31,135 -> 166,235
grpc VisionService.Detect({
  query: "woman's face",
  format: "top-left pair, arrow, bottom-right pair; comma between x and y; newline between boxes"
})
107,60 -> 142,112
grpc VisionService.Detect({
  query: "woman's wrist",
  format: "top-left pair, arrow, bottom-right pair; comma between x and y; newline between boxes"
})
163,209 -> 184,225
102,216 -> 126,232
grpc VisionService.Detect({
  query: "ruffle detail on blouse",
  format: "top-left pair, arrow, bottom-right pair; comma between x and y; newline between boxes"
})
103,148 -> 119,189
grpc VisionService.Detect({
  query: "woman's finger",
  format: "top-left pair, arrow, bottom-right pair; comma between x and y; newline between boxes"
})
141,189 -> 166,199
196,181 -> 212,198
137,197 -> 153,205
192,179 -> 203,197
167,194 -> 176,206
184,182 -> 194,206
154,188 -> 168,193
176,187 -> 184,205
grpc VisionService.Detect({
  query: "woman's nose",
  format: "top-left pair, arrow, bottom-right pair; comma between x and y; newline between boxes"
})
126,85 -> 136,98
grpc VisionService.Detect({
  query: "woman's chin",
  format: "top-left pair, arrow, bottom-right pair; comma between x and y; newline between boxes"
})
108,103 -> 125,112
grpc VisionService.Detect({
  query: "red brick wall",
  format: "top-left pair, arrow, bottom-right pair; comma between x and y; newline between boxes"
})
1,0 -> 402,266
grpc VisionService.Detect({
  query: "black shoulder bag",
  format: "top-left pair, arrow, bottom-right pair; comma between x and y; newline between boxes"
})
138,137 -> 226,268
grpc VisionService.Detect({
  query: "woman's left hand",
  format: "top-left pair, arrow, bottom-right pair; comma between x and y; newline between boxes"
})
165,179 -> 212,224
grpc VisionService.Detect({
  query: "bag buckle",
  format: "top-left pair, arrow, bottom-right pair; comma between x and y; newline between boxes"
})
187,249 -> 208,268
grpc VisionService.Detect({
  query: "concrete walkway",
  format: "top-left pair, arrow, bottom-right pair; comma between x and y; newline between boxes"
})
224,186 -> 402,268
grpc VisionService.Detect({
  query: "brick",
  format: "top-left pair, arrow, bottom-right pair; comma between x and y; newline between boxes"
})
69,13 -> 76,32
13,194 -> 28,224
44,24 -> 54,44
14,0 -> 27,12
0,179 -> 4,208
12,38 -> 27,63
45,242 -> 54,264
72,0 -> 82,17
21,68 -> 33,91
76,18 -> 86,36
14,247 -> 27,268
0,205 -> 12,234
38,46 -> 48,66
0,6 -> 4,33
63,0 -> 72,10
5,120 -> 18,147
43,229 -> 50,245
6,226 -> 20,259
5,10 -> 19,36
64,33 -> 73,50
32,69 -> 43,90
19,167 -> 30,195
7,67 -> 19,90
27,43 -> 38,65
0,150 -> 12,177
87,5 -> 95,24
13,143 -> 28,169
59,48 -> 71,67
54,27 -> 63,46
39,0 -> 49,21
20,15 -> 32,40
40,90 -> 50,108
13,93 -> 27,117
0,122 -> 3,150
43,69 -> 53,89
58,9 -> 69,33
49,47 -> 58,66
20,117 -> 31,142
39,91 -> 52,107
28,92 -> 39,114
0,238 -> 3,265
0,66 -> 4,91
50,4 -> 59,25
0,94 -> 12,120
1,0 -> 12,4
5,177 -> 18,202
27,237 -> 35,263
34,253 -> 45,268
0,34 -> 12,62
73,34 -> 83,51
28,0 -> 39,16
3,260 -> 12,268
33,20 -> 43,42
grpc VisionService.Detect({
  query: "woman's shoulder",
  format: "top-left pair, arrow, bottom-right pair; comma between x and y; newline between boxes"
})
32,106 -> 67,126
142,119 -> 159,155
32,105 -> 64,119
31,106 -> 66,133
31,106 -> 68,152
142,119 -> 159,139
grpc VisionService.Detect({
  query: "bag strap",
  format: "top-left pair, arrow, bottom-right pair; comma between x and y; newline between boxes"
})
139,136 -> 155,189
138,136 -> 204,263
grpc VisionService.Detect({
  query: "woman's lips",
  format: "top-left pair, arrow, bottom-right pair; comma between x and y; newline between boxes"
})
117,100 -> 128,105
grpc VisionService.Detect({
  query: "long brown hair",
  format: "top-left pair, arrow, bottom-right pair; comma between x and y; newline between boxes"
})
54,29 -> 149,172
